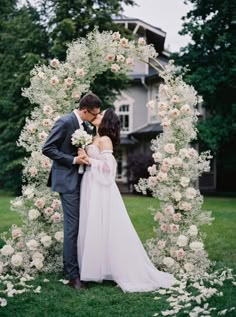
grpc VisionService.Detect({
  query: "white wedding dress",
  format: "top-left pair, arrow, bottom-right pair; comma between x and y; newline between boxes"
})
77,144 -> 176,292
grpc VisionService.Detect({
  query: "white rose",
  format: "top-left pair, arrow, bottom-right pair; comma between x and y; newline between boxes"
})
41,235 -> 52,248
32,252 -> 44,261
120,37 -> 129,48
12,199 -> 23,208
179,202 -> 192,211
38,131 -> 48,140
116,54 -> 125,63
64,77 -> 74,86
163,257 -> 175,267
111,63 -> 120,73
28,166 -> 38,177
148,164 -> 157,176
172,191 -> 182,202
50,58 -> 60,68
179,148 -> 190,159
28,209 -> 40,221
188,225 -> 198,236
188,148 -> 198,158
42,119 -> 53,127
157,240 -> 166,249
164,143 -> 176,154
138,37 -> 146,46
177,235 -> 188,247
31,258 -> 44,270
170,95 -> 180,103
175,248 -> 185,259
172,213 -> 182,222
169,224 -> 179,233
11,253 -> 23,267
184,262 -> 194,272
158,102 -> 168,111
54,231 -> 64,242
76,68 -> 85,77
50,212 -> 61,223
171,157 -> 183,167
169,108 -> 180,117
23,187 -> 34,198
157,172 -> 168,182
164,205 -> 175,215
43,105 -> 53,115
1,245 -> 14,256
26,239 -> 39,251
186,187 -> 197,199
152,152 -> 162,162
189,241 -> 204,252
37,71 -> 45,79
112,32 -> 120,41
126,57 -> 134,66
72,92 -> 81,100
50,76 -> 59,85
12,228 -> 22,239
158,110 -> 166,118
146,100 -> 156,109
106,53 -> 115,62
180,177 -> 190,187
34,198 -> 46,209
44,207 -> 54,217
161,118 -> 171,128
154,212 -> 163,222
160,223 -> 168,232
180,104 -> 191,113
51,199 -> 61,209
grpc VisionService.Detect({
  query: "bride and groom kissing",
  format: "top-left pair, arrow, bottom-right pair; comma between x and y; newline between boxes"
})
42,92 -> 176,292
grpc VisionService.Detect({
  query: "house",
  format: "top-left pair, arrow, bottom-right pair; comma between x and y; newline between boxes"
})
113,17 -> 216,193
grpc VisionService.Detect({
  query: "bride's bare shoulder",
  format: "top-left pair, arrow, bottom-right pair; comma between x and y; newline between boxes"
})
99,136 -> 113,151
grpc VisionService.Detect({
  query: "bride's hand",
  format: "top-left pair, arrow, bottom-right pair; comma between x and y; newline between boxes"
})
78,148 -> 86,156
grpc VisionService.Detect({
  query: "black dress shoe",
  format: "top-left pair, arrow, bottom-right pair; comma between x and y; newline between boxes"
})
68,277 -> 87,290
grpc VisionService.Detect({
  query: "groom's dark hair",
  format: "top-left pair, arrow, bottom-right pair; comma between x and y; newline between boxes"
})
78,93 -> 102,110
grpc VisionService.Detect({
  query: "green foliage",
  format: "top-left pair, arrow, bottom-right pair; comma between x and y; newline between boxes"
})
172,0 -> 236,152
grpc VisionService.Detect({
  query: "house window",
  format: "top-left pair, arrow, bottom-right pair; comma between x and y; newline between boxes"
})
118,104 -> 130,132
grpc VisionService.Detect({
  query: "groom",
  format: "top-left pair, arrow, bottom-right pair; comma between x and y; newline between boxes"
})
42,93 -> 102,290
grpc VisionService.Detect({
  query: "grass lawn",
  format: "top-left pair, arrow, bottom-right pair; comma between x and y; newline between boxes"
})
0,194 -> 236,317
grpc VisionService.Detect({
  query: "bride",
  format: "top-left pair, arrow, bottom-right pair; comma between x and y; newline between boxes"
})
78,108 -> 176,292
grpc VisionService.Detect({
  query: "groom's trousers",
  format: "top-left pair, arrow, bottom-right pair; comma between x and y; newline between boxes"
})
60,179 -> 82,280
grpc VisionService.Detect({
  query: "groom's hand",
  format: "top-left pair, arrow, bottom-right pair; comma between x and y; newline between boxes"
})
74,153 -> 90,165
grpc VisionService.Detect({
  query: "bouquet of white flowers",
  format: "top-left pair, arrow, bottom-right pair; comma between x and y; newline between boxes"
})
71,128 -> 93,173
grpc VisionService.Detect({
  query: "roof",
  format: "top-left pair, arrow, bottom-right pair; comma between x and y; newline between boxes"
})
129,123 -> 163,136
120,135 -> 139,145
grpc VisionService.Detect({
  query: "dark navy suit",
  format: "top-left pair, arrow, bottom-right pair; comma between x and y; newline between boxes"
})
42,111 -> 84,279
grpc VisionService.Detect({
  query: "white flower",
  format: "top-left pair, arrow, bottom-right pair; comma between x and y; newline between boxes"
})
0,298 -> 7,307
170,95 -> 180,103
28,166 -> 38,177
64,77 -> 73,86
175,248 -> 185,259
148,164 -> 157,176
158,102 -> 168,111
38,131 -> 48,140
188,148 -> 198,158
11,253 -> 23,267
12,228 -> 22,240
157,240 -> 166,249
37,71 -> 45,79
177,235 -> 188,247
12,199 -> 23,208
51,212 -> 61,223
112,32 -> 120,41
23,187 -> 34,198
28,208 -> 40,221
163,257 -> 175,267
32,252 -> 44,261
71,129 -> 93,148
152,152 -> 162,162
169,224 -> 179,233
180,176 -> 190,187
76,68 -> 85,77
172,213 -> 182,222
169,108 -> 180,117
162,158 -> 173,168
44,207 -> 54,217
31,258 -> 44,270
138,37 -> 146,46
41,235 -> 52,248
160,223 -> 168,232
184,262 -> 194,272
179,148 -> 190,158
164,205 -> 175,215
158,110 -> 166,118
161,118 -> 171,128
72,92 -> 81,100
179,202 -> 192,211
189,241 -> 204,252
186,187 -> 197,199
116,54 -> 125,63
111,63 -> 120,73
106,53 -> 115,62
43,119 -> 53,127
34,198 -> 46,209
43,105 -> 53,115
1,245 -> 14,256
188,225 -> 198,236
126,57 -> 134,66
148,176 -> 158,187
50,58 -> 60,68
26,239 -> 39,251
171,157 -> 183,167
51,199 -> 61,209
0,261 -> 3,274
172,191 -> 182,201
120,37 -> 129,48
157,172 -> 168,182
164,143 -> 176,154
154,212 -> 163,221
54,231 -> 64,242
50,76 -> 59,85
180,104 -> 191,113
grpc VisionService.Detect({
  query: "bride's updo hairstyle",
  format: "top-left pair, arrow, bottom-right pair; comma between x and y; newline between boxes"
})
98,108 -> 120,146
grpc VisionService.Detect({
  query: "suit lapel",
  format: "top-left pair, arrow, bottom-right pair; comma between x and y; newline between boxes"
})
71,112 -> 80,130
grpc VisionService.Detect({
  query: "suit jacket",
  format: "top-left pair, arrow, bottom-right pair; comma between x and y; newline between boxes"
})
42,112 -> 83,194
